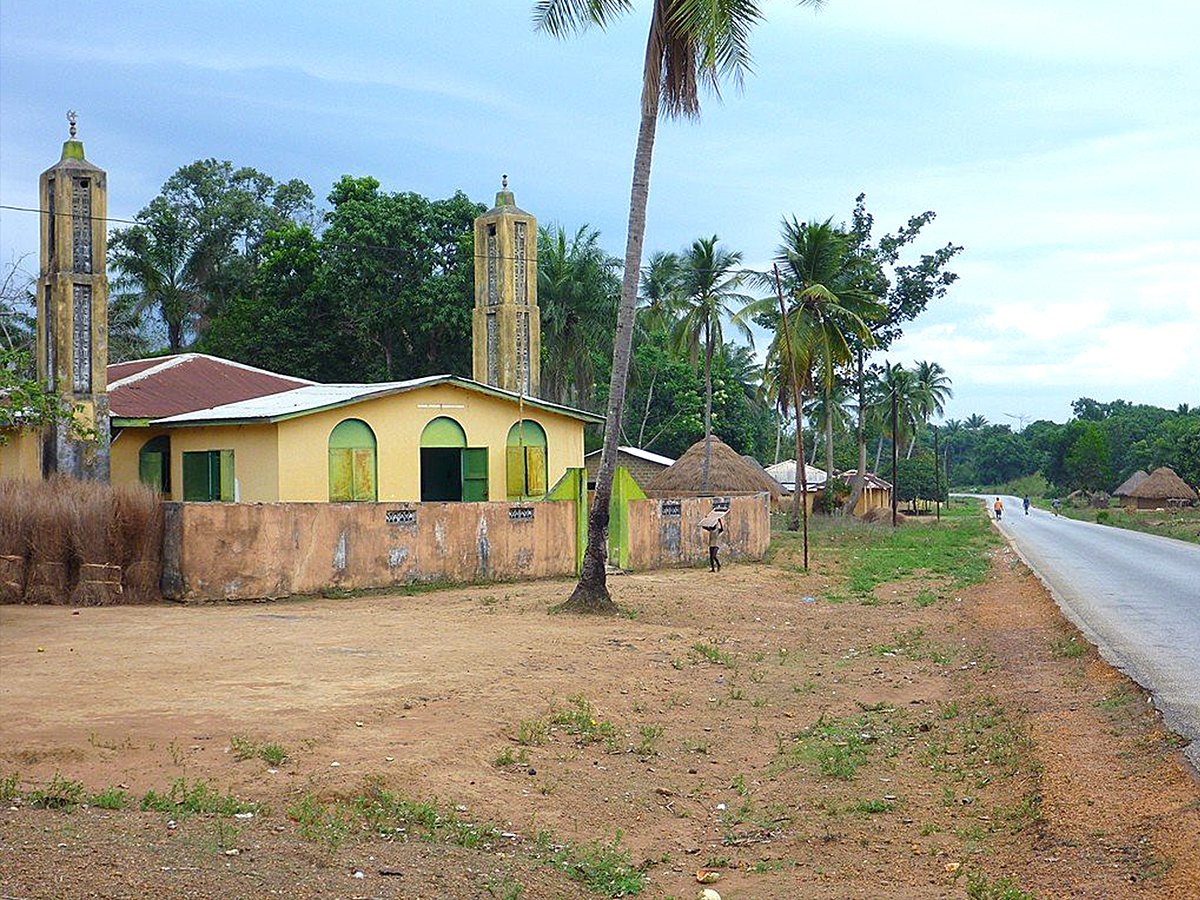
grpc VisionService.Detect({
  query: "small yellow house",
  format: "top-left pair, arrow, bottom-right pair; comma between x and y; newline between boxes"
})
109,366 -> 600,503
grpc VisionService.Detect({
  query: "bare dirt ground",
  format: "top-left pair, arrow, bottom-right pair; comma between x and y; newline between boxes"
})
1,525 -> 1197,899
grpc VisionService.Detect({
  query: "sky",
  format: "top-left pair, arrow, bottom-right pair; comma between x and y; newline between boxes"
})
1,0 -> 1197,428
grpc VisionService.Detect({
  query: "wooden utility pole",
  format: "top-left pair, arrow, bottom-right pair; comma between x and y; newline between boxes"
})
773,265 -> 808,570
891,389 -> 899,528
933,424 -> 941,522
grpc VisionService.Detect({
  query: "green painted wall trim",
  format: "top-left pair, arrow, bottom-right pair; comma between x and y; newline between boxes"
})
607,466 -> 646,570
420,415 -> 467,448
547,467 -> 588,575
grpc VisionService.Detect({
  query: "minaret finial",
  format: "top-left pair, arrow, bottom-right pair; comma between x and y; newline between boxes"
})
502,173 -> 508,190
67,110 -> 77,139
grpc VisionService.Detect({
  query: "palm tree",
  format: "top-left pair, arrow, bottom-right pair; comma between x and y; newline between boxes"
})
910,360 -> 953,457
965,413 -> 988,430
749,218 -> 881,517
941,418 -> 964,484
872,362 -> 921,469
535,0 -> 825,612
671,236 -> 753,493
537,224 -> 620,408
630,251 -> 684,447
109,196 -> 206,353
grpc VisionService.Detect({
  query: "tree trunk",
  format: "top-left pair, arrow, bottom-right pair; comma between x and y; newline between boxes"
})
790,385 -> 808,532
559,35 -> 660,615
824,384 -> 835,512
841,350 -> 867,515
701,319 -> 713,495
773,415 -> 782,465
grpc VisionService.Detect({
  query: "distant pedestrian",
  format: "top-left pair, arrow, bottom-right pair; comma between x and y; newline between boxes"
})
707,518 -> 725,572
1023,496 -> 1031,515
993,497 -> 1003,520
1052,499 -> 1061,516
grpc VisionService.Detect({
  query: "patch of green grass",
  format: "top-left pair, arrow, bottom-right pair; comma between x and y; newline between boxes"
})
230,735 -> 289,767
1051,636 -> 1088,659
915,589 -> 939,607
776,714 -> 885,780
691,642 -> 734,667
494,746 -> 530,768
535,829 -> 644,896
484,875 -> 525,899
88,786 -> 129,810
964,871 -> 1035,899
355,778 -> 501,850
515,718 -> 548,747
636,724 -> 664,756
26,773 -> 84,810
288,793 -> 353,857
852,798 -> 896,814
549,696 -> 619,751
0,772 -> 18,803
141,778 -> 260,818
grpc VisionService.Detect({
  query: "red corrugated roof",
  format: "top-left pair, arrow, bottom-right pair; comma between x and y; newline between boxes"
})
107,354 -> 312,419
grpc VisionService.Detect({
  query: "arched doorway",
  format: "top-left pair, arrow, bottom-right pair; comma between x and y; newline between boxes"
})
506,419 -> 547,499
420,417 -> 489,502
138,435 -> 171,494
328,419 -> 377,501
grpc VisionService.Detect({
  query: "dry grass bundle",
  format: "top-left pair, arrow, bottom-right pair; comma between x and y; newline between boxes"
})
23,482 -> 72,604
0,479 -> 32,602
861,506 -> 907,525
68,479 -> 121,607
112,483 -> 163,604
646,437 -> 785,499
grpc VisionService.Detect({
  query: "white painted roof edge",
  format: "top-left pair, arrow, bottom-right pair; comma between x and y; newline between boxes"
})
108,352 -> 317,390
583,445 -> 676,467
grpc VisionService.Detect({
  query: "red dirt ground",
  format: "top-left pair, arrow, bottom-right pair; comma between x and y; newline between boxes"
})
1,536 -> 1196,898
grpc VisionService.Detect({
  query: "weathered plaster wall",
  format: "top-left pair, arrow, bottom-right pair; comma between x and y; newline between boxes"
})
0,429 -> 42,480
625,494 -> 771,570
163,499 -> 578,600
163,491 -> 771,602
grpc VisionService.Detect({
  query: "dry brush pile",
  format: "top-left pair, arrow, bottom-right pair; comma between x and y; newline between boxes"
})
0,477 -> 163,605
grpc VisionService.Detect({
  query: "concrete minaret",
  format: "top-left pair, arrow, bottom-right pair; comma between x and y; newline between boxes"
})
36,111 -> 110,480
472,175 -> 540,396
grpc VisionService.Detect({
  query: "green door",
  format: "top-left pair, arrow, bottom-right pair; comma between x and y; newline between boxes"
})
462,448 -> 489,502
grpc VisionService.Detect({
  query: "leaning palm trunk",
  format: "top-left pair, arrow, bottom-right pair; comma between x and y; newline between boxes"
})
790,385 -> 808,532
701,322 -> 714,495
560,45 -> 659,614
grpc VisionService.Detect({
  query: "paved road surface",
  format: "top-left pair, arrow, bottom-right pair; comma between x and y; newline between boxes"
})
971,495 -> 1200,768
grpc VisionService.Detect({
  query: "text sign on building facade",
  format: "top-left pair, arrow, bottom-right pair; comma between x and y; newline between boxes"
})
659,499 -> 682,517
385,509 -> 416,526
711,498 -> 731,512
508,506 -> 534,522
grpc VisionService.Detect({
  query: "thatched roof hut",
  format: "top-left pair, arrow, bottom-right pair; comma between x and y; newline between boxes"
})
1113,470 -> 1149,497
646,437 -> 785,499
1125,466 -> 1197,509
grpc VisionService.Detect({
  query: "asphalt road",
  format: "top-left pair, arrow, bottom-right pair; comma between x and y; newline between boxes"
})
973,495 -> 1200,767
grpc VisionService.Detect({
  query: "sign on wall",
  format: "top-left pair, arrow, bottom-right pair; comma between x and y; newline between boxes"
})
385,509 -> 416,526
508,506 -> 535,522
659,499 -> 682,517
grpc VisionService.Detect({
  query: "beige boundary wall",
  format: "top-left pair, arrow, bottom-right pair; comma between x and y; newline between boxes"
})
162,493 -> 770,602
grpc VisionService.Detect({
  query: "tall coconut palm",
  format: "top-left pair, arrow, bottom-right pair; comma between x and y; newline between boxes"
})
535,0 -> 825,612
910,360 -> 952,457
671,236 -> 753,493
749,218 -> 881,516
965,413 -> 988,430
872,362 -> 921,469
537,224 -> 621,408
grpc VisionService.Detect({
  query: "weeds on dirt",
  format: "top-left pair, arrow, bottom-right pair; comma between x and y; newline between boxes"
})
964,870 -> 1035,899
229,734 -> 289,767
775,714 -> 886,780
1051,635 -> 1088,659
549,696 -> 619,751
636,724 -> 664,756
494,746 -> 530,768
141,778 -> 261,818
287,793 -> 354,858
515,718 -> 549,746
88,786 -> 129,810
691,642 -> 734,667
25,773 -> 84,809
0,772 -> 18,803
533,829 -> 644,896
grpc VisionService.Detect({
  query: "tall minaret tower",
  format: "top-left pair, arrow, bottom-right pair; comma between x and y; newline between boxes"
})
36,112 -> 110,480
472,176 -> 540,396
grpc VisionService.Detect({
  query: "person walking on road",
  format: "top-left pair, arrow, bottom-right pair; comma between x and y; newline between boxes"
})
994,497 -> 1004,520
707,518 -> 725,572
1023,496 -> 1031,515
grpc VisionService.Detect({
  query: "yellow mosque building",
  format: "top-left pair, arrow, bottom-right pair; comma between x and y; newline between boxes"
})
1,129 -> 600,501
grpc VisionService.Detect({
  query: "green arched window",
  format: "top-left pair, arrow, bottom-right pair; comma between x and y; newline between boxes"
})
420,417 -> 488,502
328,419 -> 377,501
138,435 -> 171,494
506,420 -> 547,499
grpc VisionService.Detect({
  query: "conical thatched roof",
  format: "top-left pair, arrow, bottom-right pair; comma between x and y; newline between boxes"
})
1113,470 -> 1149,496
646,437 -> 785,498
1128,466 -> 1197,501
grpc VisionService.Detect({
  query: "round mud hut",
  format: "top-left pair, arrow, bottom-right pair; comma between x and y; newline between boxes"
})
1113,469 -> 1149,500
645,437 -> 785,500
1124,466 -> 1197,510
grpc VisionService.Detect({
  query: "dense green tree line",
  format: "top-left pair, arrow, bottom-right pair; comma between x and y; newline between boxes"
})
939,401 -> 1200,492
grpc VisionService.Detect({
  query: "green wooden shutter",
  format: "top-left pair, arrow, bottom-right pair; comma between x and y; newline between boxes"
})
329,448 -> 353,501
219,449 -> 235,501
462,448 -> 489,502
351,448 -> 377,501
525,447 -> 546,496
139,452 -> 164,492
182,452 -> 210,501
